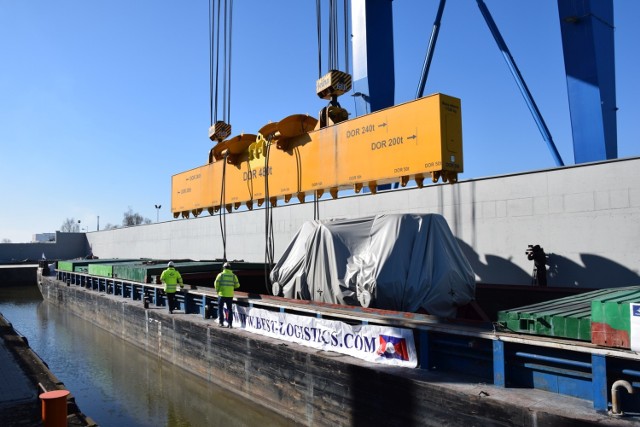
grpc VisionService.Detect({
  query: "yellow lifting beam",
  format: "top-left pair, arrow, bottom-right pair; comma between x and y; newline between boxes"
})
172,93 -> 463,218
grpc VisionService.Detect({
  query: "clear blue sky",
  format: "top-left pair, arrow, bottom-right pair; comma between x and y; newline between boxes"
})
1,1 -> 639,243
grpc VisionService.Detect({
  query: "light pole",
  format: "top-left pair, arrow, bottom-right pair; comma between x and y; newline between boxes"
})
154,205 -> 161,223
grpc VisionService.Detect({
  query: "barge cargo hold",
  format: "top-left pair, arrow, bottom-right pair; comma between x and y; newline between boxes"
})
41,267 -> 640,426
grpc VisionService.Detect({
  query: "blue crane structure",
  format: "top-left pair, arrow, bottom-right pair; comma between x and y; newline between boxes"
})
350,0 -> 617,166
557,0 -> 617,163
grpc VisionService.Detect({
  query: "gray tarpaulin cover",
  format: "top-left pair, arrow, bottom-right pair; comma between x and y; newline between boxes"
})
270,214 -> 475,318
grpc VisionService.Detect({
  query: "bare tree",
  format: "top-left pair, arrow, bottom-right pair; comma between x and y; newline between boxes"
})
103,223 -> 119,230
122,207 -> 151,227
60,218 -> 80,232
1,238 -> 11,243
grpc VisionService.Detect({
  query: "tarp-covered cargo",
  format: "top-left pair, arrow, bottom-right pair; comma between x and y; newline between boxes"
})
270,214 -> 475,318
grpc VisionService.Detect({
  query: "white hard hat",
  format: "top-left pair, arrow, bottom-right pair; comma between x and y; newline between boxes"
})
223,262 -> 231,269
168,261 -> 174,267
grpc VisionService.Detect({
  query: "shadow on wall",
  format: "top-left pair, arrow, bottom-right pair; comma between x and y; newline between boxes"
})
547,254 -> 640,288
456,239 -> 640,288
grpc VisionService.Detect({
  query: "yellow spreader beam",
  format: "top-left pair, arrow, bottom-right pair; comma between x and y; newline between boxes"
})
172,93 -> 463,218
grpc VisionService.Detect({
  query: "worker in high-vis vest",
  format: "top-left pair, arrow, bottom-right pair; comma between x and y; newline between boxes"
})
215,262 -> 240,328
160,261 -> 184,314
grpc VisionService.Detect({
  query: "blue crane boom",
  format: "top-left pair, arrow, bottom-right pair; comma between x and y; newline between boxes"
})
557,0 -> 617,163
350,0 -> 395,116
351,0 -> 617,166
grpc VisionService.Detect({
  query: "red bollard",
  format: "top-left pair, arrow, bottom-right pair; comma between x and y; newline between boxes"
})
39,389 -> 70,427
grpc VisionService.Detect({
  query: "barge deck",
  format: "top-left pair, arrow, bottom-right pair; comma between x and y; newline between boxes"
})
40,265 -> 640,425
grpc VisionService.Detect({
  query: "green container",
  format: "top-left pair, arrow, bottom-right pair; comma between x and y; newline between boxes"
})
497,288 -> 627,341
112,263 -> 158,283
87,261 -> 144,278
57,258 -> 137,273
591,286 -> 640,349
110,260 -> 265,283
88,263 -> 115,277
57,260 -> 84,272
498,286 -> 640,343
112,261 -> 217,283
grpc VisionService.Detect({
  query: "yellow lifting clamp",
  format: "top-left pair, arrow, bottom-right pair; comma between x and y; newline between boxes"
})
275,114 -> 318,151
210,134 -> 256,165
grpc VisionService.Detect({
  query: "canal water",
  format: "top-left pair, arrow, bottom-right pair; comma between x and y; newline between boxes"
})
0,285 -> 295,427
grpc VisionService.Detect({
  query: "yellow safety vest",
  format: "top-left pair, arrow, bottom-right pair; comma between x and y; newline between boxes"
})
160,267 -> 183,293
215,269 -> 239,297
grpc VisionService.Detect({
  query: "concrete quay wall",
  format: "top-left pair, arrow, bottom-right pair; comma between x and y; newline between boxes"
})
40,276 -> 635,427
86,157 -> 640,288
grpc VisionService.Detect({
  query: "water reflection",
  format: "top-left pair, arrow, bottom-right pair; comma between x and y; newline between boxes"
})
0,285 -> 294,427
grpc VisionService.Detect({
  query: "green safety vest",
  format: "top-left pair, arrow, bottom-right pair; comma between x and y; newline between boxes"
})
215,269 -> 239,297
160,267 -> 183,293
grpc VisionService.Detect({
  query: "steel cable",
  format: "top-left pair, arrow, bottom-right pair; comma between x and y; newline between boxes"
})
316,0 -> 322,78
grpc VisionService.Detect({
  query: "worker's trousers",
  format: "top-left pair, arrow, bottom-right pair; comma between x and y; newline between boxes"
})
218,296 -> 234,326
166,292 -> 177,313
